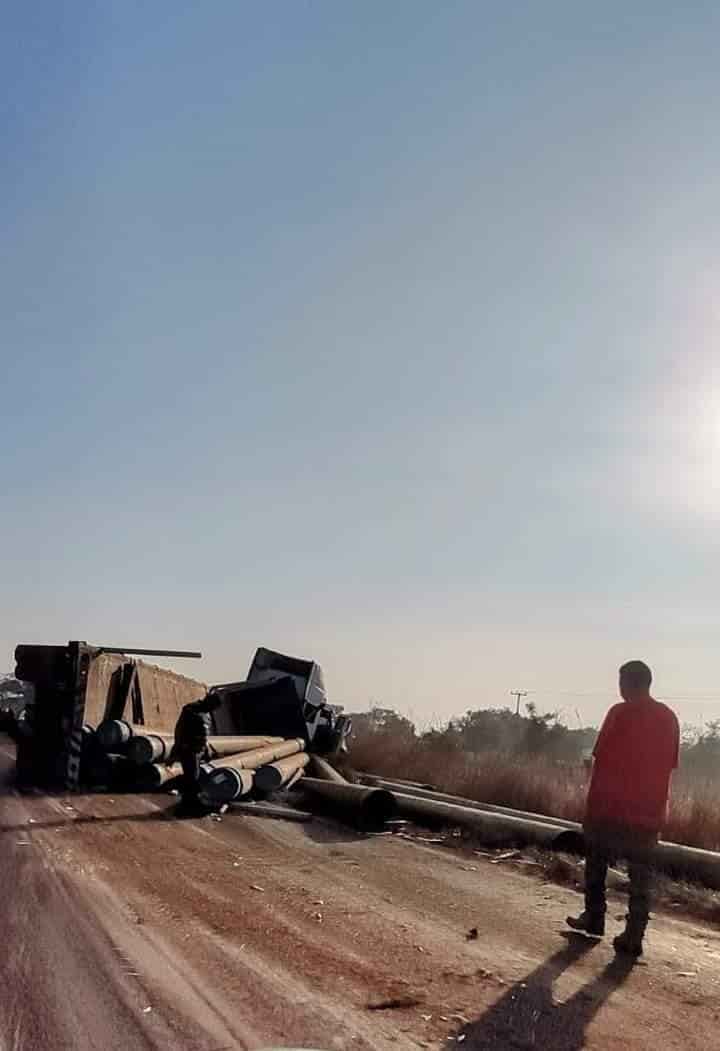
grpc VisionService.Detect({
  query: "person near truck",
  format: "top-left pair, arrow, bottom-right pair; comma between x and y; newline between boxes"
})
567,660 -> 679,957
168,692 -> 222,813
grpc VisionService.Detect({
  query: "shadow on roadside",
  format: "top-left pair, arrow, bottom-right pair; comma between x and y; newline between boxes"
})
0,805 -> 181,834
302,819 -> 372,846
450,933 -> 635,1050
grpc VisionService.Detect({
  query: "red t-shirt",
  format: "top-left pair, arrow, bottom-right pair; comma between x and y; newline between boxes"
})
585,698 -> 679,833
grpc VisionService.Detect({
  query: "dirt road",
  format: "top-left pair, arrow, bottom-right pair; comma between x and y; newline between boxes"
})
1,738 -> 719,1050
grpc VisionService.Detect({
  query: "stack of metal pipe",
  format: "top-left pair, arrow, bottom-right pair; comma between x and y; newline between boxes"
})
86,720 -> 399,832
198,738 -> 308,807
90,720 -> 321,804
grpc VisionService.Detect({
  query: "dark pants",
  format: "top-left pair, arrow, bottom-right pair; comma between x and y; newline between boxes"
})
585,840 -> 653,938
178,749 -> 202,803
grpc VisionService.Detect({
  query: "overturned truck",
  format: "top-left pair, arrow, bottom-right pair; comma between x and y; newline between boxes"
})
13,642 -> 350,791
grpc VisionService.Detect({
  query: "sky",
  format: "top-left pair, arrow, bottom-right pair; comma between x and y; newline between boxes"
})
2,2 -> 720,729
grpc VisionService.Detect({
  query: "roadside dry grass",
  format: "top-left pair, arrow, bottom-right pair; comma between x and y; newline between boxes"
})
526,846 -> 720,928
350,735 -> 720,852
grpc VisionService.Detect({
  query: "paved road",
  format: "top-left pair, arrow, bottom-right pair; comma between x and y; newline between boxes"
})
1,737 -> 719,1050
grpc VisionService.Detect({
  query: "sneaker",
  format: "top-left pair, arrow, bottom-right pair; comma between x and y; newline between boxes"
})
566,911 -> 605,937
613,931 -> 643,957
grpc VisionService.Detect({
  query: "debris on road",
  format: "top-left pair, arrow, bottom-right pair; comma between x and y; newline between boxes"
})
227,801 -> 313,822
366,995 -> 423,1011
490,850 -> 522,864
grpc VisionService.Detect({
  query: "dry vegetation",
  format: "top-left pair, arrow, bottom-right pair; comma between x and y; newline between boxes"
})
524,847 -> 720,926
351,734 -> 588,820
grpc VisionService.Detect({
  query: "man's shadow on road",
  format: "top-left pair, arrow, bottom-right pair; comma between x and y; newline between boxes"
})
451,933 -> 635,1051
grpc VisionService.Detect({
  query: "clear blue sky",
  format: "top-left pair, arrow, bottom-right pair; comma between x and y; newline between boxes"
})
3,2 -> 720,727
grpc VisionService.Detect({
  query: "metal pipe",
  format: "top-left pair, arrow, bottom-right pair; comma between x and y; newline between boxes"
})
392,791 -> 581,851
392,790 -> 720,891
284,766 -> 305,791
127,734 -> 174,765
96,720 -> 169,752
126,733 -> 285,766
296,777 -> 397,830
96,647 -> 202,658
653,841 -> 720,892
96,719 -> 134,751
199,766 -> 255,807
132,762 -> 184,791
310,755 -> 347,783
254,753 -> 310,793
363,773 -> 436,791
360,777 -> 579,831
207,735 -> 285,759
194,742 -> 304,806
210,738 -> 305,771
227,801 -> 313,822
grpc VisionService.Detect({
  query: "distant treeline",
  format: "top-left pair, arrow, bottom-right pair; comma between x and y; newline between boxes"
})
349,704 -> 720,774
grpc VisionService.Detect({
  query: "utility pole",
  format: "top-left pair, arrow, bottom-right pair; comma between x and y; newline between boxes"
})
510,690 -> 528,716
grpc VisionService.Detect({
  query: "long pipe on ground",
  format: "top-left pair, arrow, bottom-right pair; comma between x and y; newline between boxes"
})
652,841 -> 720,892
295,777 -> 397,830
392,792 -> 581,850
363,773 -> 436,791
360,776 -> 579,831
309,754 -> 348,784
391,790 -> 720,892
254,752 -> 310,793
127,733 -> 284,766
228,801 -> 313,822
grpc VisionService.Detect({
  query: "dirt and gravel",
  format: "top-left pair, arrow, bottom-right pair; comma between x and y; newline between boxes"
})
2,737 -> 719,1051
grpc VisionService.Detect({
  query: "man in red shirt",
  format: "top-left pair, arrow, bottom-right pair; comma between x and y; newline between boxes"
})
567,660 -> 679,957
